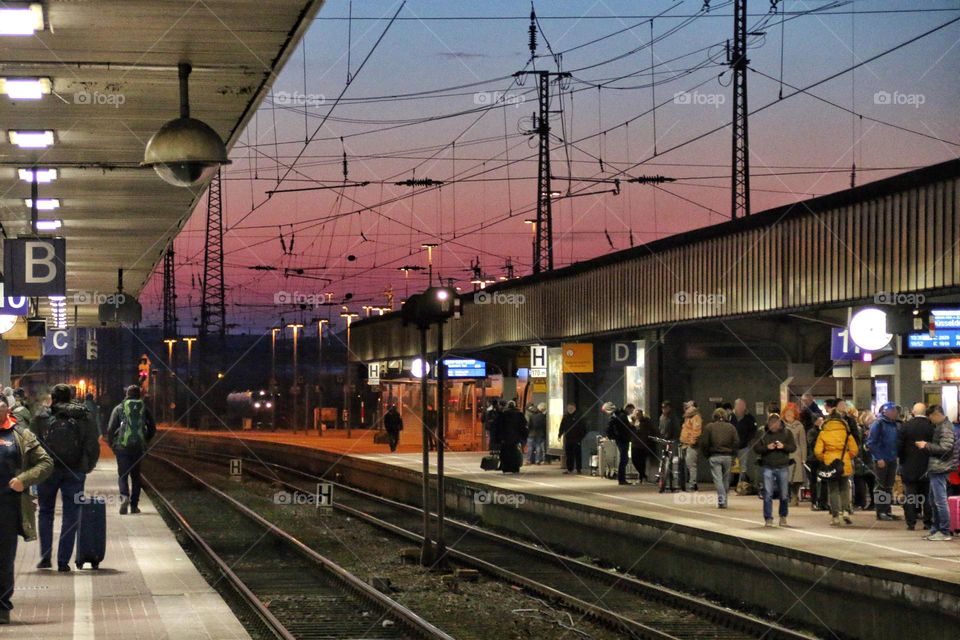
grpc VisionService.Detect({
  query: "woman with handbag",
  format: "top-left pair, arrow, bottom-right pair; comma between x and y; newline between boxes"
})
814,408 -> 859,526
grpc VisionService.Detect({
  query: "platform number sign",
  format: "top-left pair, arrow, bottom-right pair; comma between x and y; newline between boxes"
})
315,483 -> 333,510
229,459 -> 242,482
530,345 -> 547,378
2,238 -> 66,296
368,362 -> 381,384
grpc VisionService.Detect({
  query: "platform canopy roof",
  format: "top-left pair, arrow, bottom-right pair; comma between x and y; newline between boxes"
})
0,0 -> 325,326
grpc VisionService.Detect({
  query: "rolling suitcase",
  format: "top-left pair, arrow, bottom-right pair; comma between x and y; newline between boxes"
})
948,495 -> 960,533
75,495 -> 107,570
597,436 -> 617,479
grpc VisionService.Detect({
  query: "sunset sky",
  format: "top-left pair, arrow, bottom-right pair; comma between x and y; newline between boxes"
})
141,0 -> 960,333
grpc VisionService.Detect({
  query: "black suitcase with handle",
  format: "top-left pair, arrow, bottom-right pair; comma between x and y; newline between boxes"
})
75,495 -> 107,570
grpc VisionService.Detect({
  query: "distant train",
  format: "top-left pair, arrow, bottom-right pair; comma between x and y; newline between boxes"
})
226,389 -> 278,430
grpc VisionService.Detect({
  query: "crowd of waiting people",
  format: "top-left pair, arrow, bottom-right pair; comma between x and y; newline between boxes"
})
481,393 -> 959,539
0,383 -> 156,625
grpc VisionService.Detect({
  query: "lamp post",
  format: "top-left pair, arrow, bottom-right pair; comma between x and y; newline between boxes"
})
421,243 -> 438,285
269,327 -> 280,393
523,219 -> 537,273
315,319 -> 329,433
163,338 -> 177,425
339,309 -> 359,438
181,336 -> 197,429
287,323 -> 304,431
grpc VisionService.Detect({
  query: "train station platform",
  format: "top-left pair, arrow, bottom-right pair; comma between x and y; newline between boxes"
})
156,428 -> 960,639
6,454 -> 251,640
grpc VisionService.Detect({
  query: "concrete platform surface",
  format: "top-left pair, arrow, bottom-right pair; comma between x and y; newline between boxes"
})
5,457 -> 251,639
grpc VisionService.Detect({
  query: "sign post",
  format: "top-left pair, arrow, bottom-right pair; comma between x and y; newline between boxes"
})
530,345 -> 547,378
229,458 -> 242,482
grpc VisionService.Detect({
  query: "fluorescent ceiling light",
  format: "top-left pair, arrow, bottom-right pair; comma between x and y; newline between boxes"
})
0,77 -> 51,100
18,168 -> 57,182
35,219 -> 61,231
24,198 -> 60,210
0,4 -> 44,36
8,130 -> 55,148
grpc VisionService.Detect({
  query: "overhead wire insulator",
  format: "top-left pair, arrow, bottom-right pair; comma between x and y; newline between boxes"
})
528,5 -> 537,57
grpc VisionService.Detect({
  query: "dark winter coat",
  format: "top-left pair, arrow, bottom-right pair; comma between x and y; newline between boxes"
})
558,412 -> 586,444
699,420 -> 739,457
729,412 -> 758,450
753,428 -> 797,469
899,416 -> 935,482
606,410 -> 631,445
383,409 -> 403,434
498,408 -> 528,446
528,411 -> 547,438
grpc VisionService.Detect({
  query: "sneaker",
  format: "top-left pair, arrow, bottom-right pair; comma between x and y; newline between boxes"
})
120,498 -> 129,515
876,513 -> 893,522
57,564 -> 71,573
764,519 -> 774,527
927,532 -> 953,542
37,558 -> 51,570
843,515 -> 853,525
831,516 -> 842,527
779,517 -> 788,527
131,506 -> 141,515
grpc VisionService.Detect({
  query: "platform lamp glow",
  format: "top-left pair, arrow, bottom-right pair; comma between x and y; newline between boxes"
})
339,309 -> 360,438
848,307 -> 893,352
142,63 -> 230,187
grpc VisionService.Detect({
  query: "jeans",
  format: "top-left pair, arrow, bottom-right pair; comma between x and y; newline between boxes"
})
0,496 -> 18,611
526,436 -> 546,464
682,445 -> 699,489
737,446 -> 754,484
117,450 -> 144,507
563,439 -> 582,472
762,466 -> 791,520
928,472 -> 951,535
873,460 -> 898,516
903,479 -> 932,528
827,476 -> 852,517
38,468 -> 86,566
708,455 -> 733,506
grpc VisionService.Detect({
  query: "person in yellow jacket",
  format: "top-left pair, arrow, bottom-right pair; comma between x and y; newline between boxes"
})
679,401 -> 703,491
814,401 -> 859,527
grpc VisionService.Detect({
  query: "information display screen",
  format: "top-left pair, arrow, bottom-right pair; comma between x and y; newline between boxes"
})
443,358 -> 486,378
905,309 -> 960,353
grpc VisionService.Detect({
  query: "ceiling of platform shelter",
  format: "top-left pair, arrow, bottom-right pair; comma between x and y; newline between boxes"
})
0,0 -> 325,327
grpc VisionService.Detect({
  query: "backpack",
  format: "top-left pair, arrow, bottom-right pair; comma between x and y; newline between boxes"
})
116,400 -> 146,450
41,411 -> 84,468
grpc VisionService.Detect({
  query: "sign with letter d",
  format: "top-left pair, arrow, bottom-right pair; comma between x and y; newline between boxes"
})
3,238 -> 66,297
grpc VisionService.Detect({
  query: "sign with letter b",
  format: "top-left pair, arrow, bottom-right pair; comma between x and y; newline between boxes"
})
3,238 -> 66,296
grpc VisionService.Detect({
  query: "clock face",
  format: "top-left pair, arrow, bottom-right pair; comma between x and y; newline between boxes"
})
849,308 -> 892,352
411,358 -> 431,378
0,315 -> 17,335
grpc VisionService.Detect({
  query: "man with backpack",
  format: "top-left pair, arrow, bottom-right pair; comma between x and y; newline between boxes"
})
31,384 -> 100,572
107,385 -> 156,514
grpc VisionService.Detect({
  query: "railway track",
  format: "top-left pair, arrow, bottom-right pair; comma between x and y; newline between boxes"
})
152,446 -> 819,640
143,458 -> 456,640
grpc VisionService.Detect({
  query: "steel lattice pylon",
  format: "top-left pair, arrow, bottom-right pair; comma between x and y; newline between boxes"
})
162,243 -> 177,339
730,0 -> 751,219
199,168 -> 226,355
